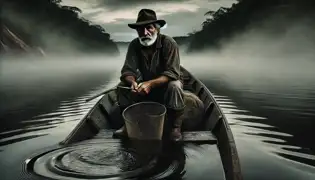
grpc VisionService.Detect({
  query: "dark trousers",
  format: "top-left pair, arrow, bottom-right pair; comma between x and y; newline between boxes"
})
117,80 -> 185,128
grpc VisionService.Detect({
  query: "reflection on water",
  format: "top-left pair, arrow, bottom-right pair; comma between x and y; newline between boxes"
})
0,73 -> 121,180
214,93 -> 315,162
209,92 -> 315,180
0,83 -> 107,147
1,79 -> 313,180
201,75 -> 315,165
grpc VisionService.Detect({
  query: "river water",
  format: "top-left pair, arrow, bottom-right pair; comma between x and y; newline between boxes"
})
0,46 -> 315,180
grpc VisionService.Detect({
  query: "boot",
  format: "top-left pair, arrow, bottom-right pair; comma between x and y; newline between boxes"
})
113,125 -> 128,138
112,104 -> 129,139
168,108 -> 184,141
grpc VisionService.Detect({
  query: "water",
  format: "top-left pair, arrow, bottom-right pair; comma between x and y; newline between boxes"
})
1,49 -> 315,180
198,76 -> 315,180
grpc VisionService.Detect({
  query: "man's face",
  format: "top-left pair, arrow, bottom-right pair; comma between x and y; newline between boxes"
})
136,24 -> 158,46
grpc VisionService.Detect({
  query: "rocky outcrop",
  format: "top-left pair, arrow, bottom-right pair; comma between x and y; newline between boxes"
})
1,25 -> 29,52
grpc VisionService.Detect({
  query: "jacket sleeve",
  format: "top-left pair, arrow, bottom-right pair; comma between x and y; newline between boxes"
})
120,41 -> 138,82
161,37 -> 181,80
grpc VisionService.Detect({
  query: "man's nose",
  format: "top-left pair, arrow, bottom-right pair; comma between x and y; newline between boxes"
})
143,28 -> 150,35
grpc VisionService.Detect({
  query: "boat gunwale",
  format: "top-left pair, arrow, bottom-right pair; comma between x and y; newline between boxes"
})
182,67 -> 243,180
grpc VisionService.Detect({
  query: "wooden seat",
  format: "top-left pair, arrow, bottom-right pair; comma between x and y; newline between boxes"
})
182,131 -> 217,144
94,129 -> 217,144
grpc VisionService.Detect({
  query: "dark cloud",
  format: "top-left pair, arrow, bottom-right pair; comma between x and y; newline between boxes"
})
96,0 -> 187,7
95,0 -> 221,9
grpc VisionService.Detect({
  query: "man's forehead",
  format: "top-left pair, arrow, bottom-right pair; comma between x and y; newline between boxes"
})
147,23 -> 155,27
137,24 -> 155,29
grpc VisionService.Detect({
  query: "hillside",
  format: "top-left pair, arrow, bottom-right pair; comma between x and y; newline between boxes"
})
1,0 -> 119,56
186,0 -> 315,52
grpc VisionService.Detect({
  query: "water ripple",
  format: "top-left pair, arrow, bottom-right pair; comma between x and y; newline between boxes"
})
27,140 -> 187,180
212,93 -> 315,167
0,83 -> 111,147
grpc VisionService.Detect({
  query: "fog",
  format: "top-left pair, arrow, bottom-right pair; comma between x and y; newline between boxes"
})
176,15 -> 315,102
2,13 -> 315,100
0,54 -> 123,116
2,1 -> 314,84
1,6 -> 315,110
182,16 -> 315,78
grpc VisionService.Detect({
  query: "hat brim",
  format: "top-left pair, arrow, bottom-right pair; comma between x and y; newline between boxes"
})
128,19 -> 166,29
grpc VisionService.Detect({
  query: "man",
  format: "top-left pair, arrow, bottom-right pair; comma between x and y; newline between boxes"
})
114,9 -> 185,141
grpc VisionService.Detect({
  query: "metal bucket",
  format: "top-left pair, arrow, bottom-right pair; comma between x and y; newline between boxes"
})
123,102 -> 166,140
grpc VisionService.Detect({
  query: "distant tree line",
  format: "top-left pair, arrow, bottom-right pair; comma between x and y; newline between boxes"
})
186,0 -> 315,53
172,36 -> 189,46
1,0 -> 119,56
115,36 -> 190,48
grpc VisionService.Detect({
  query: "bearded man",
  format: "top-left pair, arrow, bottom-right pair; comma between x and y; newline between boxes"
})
113,9 -> 185,141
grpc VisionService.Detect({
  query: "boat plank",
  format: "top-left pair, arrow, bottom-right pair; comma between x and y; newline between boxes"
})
182,131 -> 217,144
93,130 -> 217,144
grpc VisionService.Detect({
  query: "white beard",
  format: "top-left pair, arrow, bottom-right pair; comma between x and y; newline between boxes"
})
138,32 -> 158,47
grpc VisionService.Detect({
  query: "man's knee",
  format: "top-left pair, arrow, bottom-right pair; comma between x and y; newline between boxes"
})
167,80 -> 183,90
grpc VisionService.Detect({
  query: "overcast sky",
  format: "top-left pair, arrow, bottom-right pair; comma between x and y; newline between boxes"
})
60,0 -> 236,42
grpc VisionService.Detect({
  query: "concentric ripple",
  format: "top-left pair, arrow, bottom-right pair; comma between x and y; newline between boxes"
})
26,140 -> 184,180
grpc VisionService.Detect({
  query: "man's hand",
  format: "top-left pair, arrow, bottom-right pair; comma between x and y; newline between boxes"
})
136,81 -> 152,95
131,81 -> 138,93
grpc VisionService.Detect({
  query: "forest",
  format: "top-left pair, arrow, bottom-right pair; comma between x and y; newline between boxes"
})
186,0 -> 315,52
1,0 -> 119,56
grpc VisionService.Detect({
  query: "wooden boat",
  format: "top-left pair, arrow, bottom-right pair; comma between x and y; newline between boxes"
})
25,66 -> 242,180
57,66 -> 242,180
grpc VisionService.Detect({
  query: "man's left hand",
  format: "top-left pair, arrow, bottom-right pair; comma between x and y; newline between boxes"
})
137,81 -> 153,95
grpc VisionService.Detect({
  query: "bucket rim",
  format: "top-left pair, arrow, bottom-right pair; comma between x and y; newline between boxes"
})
122,101 -> 167,122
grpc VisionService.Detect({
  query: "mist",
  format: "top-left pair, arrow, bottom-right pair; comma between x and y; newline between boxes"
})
0,54 -> 123,118
2,2 -> 315,119
2,10 -> 314,87
2,11 -> 315,109
180,11 -> 315,88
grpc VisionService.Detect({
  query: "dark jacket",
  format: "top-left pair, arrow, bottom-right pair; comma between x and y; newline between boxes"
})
120,33 -> 181,83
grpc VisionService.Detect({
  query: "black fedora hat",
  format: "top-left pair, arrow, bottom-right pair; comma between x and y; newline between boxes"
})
128,9 -> 166,29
